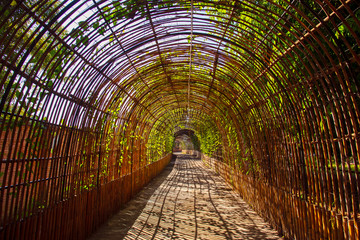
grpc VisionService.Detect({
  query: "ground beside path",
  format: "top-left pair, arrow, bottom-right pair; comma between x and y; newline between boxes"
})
88,154 -> 283,240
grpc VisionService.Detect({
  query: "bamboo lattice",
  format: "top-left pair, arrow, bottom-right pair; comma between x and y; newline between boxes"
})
0,0 -> 359,239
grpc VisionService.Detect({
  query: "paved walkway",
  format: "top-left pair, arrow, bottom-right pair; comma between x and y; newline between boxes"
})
88,154 -> 282,240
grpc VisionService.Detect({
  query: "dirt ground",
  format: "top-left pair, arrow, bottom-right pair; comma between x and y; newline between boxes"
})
88,154 -> 283,240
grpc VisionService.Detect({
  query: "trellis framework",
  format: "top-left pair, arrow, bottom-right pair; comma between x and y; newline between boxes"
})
0,0 -> 359,239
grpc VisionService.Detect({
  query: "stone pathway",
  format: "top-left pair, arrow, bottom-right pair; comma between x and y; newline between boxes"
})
88,154 -> 282,240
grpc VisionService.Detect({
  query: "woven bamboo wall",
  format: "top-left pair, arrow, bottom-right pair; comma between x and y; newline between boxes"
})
202,153 -> 359,239
0,153 -> 172,240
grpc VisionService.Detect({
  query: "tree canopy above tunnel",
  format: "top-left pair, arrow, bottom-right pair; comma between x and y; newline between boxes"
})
0,0 -> 360,236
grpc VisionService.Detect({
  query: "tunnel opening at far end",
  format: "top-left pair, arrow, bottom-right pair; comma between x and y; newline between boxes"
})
173,129 -> 200,154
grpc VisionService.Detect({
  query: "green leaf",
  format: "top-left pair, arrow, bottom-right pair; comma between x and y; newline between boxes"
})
15,90 -> 23,99
25,163 -> 32,173
28,97 -> 37,103
92,22 -> 99,30
46,81 -> 54,88
319,119 -> 324,132
81,36 -> 89,46
70,29 -> 80,38
39,92 -> 47,100
78,21 -> 89,31
9,191 -> 18,197
25,81 -> 32,88
17,151 -> 24,158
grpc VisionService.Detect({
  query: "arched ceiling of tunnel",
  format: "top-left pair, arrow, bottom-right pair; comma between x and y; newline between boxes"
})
1,0 -> 359,135
1,1 -> 360,236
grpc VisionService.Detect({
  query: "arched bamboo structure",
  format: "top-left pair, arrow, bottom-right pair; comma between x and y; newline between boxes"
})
0,0 -> 359,239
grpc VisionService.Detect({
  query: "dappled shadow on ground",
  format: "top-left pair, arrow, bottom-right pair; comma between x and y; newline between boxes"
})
88,154 -> 282,240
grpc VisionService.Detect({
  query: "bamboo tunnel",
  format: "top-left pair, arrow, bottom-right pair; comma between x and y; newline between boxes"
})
0,0 -> 359,239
